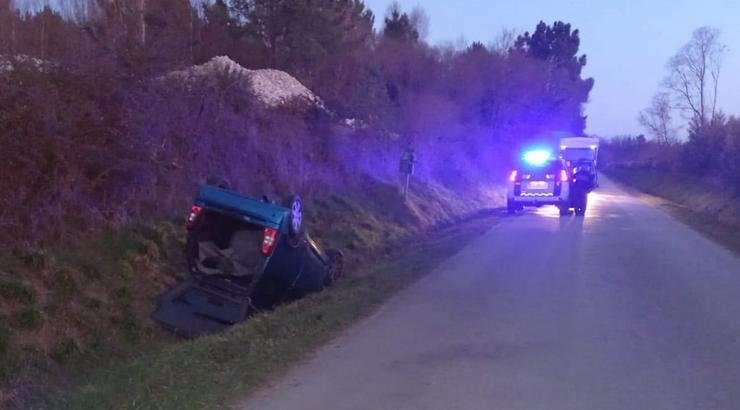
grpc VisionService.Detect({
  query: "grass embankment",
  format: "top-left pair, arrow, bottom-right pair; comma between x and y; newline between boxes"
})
605,167 -> 740,253
0,223 -> 187,398
0,178 -> 503,408
44,208 -> 501,410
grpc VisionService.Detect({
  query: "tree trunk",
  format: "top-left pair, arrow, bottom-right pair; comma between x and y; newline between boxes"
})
189,7 -> 194,64
140,0 -> 146,45
699,66 -> 705,126
10,14 -> 16,54
40,14 -> 46,59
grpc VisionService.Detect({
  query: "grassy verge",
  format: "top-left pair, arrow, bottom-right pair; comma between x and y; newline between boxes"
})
605,167 -> 740,254
0,222 -> 187,399
0,178 -> 502,407
39,209 -> 501,409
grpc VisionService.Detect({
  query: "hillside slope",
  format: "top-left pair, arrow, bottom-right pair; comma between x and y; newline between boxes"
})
0,57 -> 505,406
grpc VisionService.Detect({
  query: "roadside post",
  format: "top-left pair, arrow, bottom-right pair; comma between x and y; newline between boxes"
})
400,148 -> 416,200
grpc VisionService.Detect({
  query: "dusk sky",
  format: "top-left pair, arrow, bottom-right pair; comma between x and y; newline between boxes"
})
364,0 -> 740,138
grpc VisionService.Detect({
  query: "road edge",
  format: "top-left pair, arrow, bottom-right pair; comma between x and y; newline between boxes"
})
605,174 -> 740,256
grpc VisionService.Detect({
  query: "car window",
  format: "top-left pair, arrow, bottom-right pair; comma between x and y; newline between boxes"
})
561,148 -> 596,162
521,160 -> 561,174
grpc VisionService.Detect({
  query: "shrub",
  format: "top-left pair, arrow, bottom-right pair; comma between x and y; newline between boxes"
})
682,120 -> 727,175
13,308 -> 44,330
603,116 -> 740,197
720,119 -> 740,191
0,281 -> 36,305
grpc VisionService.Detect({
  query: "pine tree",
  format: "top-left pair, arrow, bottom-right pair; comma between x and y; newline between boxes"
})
382,7 -> 418,43
232,0 -> 374,85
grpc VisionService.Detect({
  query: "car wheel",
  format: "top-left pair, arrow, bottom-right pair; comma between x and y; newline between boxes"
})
575,194 -> 588,216
284,195 -> 305,247
325,249 -> 344,286
206,176 -> 231,189
570,189 -> 587,216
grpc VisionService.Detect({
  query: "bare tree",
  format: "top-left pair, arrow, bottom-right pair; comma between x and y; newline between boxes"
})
638,92 -> 676,144
490,28 -> 519,54
409,6 -> 429,41
663,27 -> 726,127
56,0 -> 97,22
0,0 -> 18,53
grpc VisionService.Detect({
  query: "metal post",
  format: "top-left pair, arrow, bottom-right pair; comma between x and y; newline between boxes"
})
404,174 -> 410,200
400,148 -> 415,201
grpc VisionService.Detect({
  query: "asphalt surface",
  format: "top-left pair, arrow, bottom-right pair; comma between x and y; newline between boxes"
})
241,178 -> 740,410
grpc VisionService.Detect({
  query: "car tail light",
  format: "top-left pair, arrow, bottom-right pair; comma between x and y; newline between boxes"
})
560,169 -> 569,183
509,170 -> 518,182
262,228 -> 279,255
187,205 -> 202,227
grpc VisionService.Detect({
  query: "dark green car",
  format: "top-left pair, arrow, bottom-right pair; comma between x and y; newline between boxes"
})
153,184 -> 343,337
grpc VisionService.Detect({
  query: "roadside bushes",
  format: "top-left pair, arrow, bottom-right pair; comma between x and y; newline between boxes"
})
719,119 -> 740,191
682,119 -> 730,175
601,116 -> 740,195
600,136 -> 681,171
0,2 -> 597,249
0,59 -> 412,248
0,63 -> 135,247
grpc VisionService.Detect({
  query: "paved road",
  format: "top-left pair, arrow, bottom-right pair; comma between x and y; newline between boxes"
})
241,179 -> 740,410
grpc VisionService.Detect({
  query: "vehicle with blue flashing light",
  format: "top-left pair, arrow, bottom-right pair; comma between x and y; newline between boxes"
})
507,150 -> 576,216
152,183 -> 344,337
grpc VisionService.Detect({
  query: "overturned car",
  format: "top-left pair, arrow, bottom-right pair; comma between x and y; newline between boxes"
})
153,184 -> 343,337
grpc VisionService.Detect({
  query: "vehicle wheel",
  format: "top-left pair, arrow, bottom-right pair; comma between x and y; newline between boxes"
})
324,249 -> 344,286
283,194 -> 305,247
559,205 -> 570,216
575,194 -> 588,216
507,200 -> 517,215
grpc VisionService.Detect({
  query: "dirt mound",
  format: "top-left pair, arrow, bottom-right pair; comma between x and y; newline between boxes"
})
167,56 -> 325,109
0,55 -> 52,73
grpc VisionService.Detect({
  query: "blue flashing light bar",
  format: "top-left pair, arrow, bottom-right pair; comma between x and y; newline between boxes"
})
523,150 -> 552,166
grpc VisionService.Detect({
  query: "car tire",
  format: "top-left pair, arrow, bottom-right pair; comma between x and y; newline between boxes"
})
283,194 -> 305,247
206,176 -> 231,189
570,188 -> 588,216
575,194 -> 588,216
324,249 -> 344,286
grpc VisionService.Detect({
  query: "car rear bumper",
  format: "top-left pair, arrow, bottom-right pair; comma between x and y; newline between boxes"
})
509,196 -> 567,206
507,183 -> 569,207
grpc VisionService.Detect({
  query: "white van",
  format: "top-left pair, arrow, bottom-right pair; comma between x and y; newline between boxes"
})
559,137 -> 599,166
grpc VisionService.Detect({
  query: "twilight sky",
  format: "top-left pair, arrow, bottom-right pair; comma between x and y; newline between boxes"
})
364,0 -> 740,138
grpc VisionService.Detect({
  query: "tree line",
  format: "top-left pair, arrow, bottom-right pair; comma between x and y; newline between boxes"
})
0,0 -> 594,246
617,27 -> 740,192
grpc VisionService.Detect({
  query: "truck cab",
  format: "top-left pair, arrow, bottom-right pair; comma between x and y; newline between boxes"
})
560,137 -> 599,190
